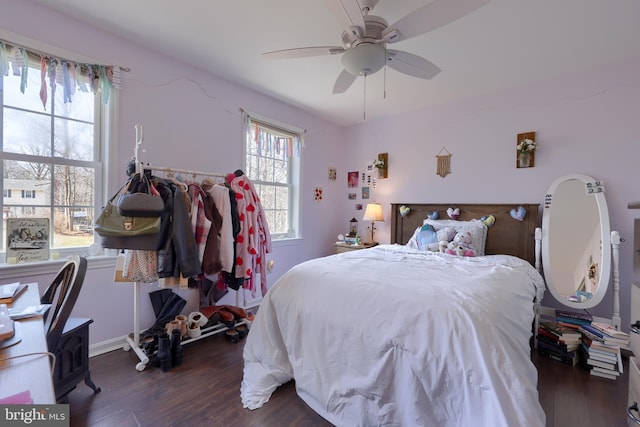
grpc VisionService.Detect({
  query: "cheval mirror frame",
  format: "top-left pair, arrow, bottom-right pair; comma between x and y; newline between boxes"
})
533,174 -> 621,348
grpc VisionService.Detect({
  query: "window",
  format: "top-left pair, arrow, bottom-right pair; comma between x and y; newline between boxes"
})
243,114 -> 302,240
1,47 -> 108,257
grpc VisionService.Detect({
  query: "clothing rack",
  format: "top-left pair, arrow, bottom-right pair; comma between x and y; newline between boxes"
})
123,124 -> 246,371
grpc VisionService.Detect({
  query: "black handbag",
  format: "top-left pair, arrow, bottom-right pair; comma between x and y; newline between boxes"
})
117,173 -> 165,217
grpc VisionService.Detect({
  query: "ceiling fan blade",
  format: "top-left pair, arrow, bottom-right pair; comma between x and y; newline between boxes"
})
383,0 -> 490,43
262,46 -> 344,60
386,50 -> 441,79
326,0 -> 365,36
333,68 -> 358,94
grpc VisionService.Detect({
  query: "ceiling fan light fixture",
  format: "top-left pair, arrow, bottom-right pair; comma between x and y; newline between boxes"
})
341,43 -> 386,76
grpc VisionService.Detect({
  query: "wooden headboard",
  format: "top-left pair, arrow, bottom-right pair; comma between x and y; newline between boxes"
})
390,203 -> 540,264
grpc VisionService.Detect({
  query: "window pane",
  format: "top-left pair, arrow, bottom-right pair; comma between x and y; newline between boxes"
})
54,118 -> 94,161
54,81 -> 95,121
53,207 -> 94,248
273,159 -> 287,184
53,164 -> 94,208
3,160 -> 51,200
3,108 -> 51,155
2,66 -> 50,111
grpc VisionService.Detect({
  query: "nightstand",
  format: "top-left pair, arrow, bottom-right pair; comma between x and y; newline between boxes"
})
334,242 -> 377,254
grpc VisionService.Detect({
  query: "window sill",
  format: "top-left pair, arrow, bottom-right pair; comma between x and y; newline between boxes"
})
0,255 -> 116,280
271,237 -> 303,248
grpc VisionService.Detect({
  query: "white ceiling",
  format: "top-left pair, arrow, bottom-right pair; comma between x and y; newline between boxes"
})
32,0 -> 640,127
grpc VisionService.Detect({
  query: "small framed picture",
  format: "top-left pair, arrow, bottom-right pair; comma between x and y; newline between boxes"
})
348,171 -> 359,188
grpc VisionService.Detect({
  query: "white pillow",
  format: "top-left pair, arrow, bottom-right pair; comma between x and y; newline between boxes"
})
422,219 -> 488,256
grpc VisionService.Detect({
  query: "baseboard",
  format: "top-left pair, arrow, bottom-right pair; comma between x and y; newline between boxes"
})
89,335 -> 127,358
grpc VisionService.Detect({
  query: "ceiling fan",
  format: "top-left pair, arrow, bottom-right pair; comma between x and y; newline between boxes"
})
262,0 -> 490,94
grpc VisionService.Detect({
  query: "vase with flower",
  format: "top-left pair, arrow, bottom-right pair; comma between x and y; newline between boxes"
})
517,138 -> 538,168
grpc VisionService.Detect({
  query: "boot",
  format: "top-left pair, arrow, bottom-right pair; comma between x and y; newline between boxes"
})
149,289 -> 173,318
157,332 -> 172,372
170,328 -> 183,367
143,293 -> 187,335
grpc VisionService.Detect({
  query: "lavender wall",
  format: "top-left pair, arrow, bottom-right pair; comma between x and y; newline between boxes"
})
1,0 -> 346,347
343,56 -> 640,331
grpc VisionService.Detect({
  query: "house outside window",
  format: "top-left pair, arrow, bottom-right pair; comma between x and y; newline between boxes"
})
1,49 -> 109,257
243,114 -> 302,240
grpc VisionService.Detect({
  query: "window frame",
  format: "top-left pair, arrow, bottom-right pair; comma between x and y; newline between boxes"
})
243,114 -> 302,241
0,57 -> 116,267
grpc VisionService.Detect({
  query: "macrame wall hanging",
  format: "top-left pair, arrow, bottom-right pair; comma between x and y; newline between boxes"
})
435,147 -> 452,178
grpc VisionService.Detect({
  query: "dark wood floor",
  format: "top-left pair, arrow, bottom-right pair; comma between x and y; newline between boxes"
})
68,334 -> 630,427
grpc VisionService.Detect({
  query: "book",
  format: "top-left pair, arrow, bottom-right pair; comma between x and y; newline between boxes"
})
8,304 -> 51,320
578,325 -> 606,343
538,326 -> 581,344
556,309 -> 593,322
537,340 -> 578,360
538,347 -> 579,366
589,369 -> 618,380
590,322 -> 630,345
586,357 -> 616,371
590,322 -> 628,338
540,321 -> 582,340
591,366 -> 621,376
0,282 -> 28,304
537,334 -> 580,352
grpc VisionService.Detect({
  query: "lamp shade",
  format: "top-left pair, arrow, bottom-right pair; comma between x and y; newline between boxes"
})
363,203 -> 384,222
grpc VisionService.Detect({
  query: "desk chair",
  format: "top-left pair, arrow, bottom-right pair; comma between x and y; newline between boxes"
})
41,256 -> 101,402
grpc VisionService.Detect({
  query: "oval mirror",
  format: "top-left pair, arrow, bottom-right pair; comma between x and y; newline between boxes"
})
541,174 -> 611,309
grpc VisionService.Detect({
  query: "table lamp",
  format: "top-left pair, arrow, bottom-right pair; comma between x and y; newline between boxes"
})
363,202 -> 384,244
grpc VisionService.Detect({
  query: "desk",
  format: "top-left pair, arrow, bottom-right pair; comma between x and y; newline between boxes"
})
0,283 -> 55,404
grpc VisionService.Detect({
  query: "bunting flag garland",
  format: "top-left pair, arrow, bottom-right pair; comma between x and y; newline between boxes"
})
0,38 -> 124,109
436,147 -> 452,178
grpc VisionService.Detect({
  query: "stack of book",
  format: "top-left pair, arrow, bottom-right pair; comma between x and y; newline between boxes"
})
555,309 -> 593,330
537,320 -> 582,366
578,335 -> 623,379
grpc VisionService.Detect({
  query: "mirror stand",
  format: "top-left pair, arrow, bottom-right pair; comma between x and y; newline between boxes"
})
533,229 -> 621,349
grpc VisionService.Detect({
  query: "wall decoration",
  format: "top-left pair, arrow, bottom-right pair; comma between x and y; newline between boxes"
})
348,193 -> 357,200
510,205 -> 527,221
328,167 -> 336,182
355,204 -> 363,210
362,186 -> 370,199
347,171 -> 359,188
516,131 -> 537,168
375,153 -> 388,179
6,218 -> 50,263
314,187 -> 323,202
435,147 -> 452,178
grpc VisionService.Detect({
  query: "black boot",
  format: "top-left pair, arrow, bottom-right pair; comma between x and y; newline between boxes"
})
143,292 -> 187,335
157,332 -> 172,372
170,329 -> 183,367
148,289 -> 173,318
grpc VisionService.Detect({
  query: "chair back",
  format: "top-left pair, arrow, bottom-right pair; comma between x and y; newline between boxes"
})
41,256 -> 87,352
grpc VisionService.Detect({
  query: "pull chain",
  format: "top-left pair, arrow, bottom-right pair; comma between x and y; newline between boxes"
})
363,74 -> 367,120
384,48 -> 387,99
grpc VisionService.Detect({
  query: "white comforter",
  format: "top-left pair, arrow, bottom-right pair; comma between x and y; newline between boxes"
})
241,245 -> 546,427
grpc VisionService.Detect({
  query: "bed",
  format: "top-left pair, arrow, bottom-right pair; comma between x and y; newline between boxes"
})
241,203 -> 546,427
